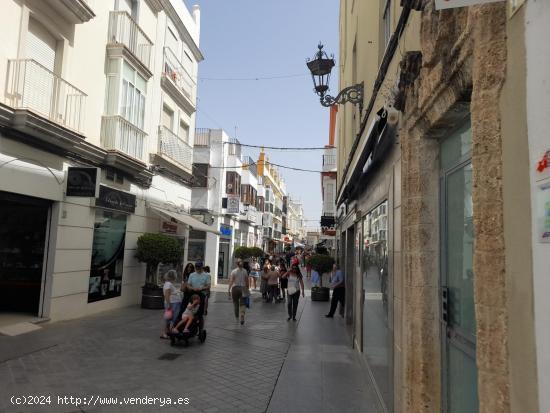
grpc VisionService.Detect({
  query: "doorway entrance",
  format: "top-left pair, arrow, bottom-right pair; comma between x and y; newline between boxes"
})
440,120 -> 478,413
0,191 -> 51,316
218,241 -> 230,279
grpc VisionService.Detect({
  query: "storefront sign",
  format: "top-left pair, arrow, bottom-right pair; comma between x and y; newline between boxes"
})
161,221 -> 178,234
435,0 -> 505,9
220,225 -> 232,237
227,195 -> 240,214
95,185 -> 136,214
66,167 -> 99,197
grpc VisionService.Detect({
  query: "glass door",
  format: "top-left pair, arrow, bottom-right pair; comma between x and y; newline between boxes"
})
440,121 -> 478,413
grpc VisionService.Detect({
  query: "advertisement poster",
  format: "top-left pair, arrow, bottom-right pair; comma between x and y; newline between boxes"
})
88,210 -> 127,302
538,183 -> 550,243
188,241 -> 205,262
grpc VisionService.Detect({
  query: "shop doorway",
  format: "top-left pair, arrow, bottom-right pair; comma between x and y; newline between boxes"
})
218,241 -> 230,278
440,120 -> 478,413
0,192 -> 51,317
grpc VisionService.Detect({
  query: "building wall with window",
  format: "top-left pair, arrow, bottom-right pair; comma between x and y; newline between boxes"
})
336,1 -> 539,412
0,0 -> 204,323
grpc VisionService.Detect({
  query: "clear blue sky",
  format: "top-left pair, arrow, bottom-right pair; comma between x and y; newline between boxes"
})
186,0 -> 339,229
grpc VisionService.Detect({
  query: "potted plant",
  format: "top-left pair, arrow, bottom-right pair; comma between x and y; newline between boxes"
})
234,246 -> 264,261
308,254 -> 335,301
136,233 -> 183,309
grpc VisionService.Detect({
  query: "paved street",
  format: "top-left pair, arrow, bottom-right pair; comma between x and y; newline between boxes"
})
0,284 -> 379,413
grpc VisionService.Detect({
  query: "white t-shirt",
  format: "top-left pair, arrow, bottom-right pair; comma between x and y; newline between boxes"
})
231,268 -> 248,287
163,281 -> 182,303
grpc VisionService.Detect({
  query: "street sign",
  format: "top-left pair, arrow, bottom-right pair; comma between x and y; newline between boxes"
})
435,0 -> 505,9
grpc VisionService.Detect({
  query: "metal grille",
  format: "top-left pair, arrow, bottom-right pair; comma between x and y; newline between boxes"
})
158,126 -> 193,172
108,11 -> 153,70
6,59 -> 87,132
101,115 -> 146,160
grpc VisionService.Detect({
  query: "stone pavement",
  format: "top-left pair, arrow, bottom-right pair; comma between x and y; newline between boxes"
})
0,285 -> 380,413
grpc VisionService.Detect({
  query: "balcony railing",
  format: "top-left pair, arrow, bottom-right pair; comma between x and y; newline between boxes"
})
108,11 -> 153,70
195,128 -> 211,146
158,125 -> 193,172
323,154 -> 336,166
101,115 -> 145,160
162,47 -> 195,102
6,59 -> 86,132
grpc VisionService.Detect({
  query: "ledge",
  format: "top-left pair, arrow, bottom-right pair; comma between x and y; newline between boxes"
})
0,103 -> 152,187
160,76 -> 196,114
46,0 -> 95,24
150,153 -> 193,183
107,44 -> 153,80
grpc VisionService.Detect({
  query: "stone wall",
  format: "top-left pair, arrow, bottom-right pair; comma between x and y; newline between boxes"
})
401,2 -> 510,412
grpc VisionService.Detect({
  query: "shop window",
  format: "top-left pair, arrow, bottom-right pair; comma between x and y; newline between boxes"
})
88,210 -> 127,303
361,199 -> 391,409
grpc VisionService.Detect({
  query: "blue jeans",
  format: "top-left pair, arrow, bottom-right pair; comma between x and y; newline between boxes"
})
165,302 -> 182,328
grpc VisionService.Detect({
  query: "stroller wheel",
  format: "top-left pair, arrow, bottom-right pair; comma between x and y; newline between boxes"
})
199,330 -> 207,343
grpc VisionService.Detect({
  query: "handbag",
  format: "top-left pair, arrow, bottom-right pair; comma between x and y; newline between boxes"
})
163,307 -> 173,320
243,296 -> 251,308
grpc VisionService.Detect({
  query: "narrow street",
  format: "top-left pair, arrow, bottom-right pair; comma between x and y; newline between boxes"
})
0,282 -> 378,413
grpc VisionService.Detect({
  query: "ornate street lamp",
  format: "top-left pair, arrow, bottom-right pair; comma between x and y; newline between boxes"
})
306,43 -> 363,111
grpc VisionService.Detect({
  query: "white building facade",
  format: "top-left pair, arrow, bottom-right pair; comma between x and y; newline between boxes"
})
0,0 -> 217,323
191,129 -> 263,281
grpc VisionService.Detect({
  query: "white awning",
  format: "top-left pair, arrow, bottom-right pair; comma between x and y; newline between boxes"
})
150,206 -> 221,235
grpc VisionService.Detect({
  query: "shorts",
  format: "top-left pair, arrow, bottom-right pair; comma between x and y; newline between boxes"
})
250,271 -> 260,278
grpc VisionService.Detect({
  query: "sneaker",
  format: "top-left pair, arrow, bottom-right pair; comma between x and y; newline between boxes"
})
325,314 -> 333,318
287,317 -> 291,321
183,328 -> 190,333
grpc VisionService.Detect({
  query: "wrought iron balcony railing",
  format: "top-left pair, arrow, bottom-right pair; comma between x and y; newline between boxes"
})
322,154 -> 336,166
101,115 -> 146,160
158,125 -> 193,173
108,11 -> 153,70
6,59 -> 87,132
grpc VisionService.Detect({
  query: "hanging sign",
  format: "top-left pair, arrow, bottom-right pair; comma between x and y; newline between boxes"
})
66,167 -> 99,197
435,0 -> 505,9
227,195 -> 240,214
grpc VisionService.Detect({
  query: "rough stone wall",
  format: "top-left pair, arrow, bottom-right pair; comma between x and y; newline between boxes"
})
400,2 -> 509,413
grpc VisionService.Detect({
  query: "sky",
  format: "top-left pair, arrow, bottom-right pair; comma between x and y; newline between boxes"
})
186,0 -> 340,230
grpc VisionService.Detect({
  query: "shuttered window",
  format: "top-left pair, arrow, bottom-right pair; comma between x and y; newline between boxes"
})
27,18 -> 56,71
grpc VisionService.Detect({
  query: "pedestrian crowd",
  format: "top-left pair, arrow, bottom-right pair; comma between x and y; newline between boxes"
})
159,249 -> 346,338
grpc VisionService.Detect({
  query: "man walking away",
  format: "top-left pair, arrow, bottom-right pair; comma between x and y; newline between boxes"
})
325,264 -> 345,318
228,259 -> 249,325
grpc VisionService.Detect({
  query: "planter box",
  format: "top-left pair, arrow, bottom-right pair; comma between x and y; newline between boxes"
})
141,285 -> 164,309
311,287 -> 330,302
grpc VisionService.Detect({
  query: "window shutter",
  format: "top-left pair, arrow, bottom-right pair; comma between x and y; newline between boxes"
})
27,18 -> 56,72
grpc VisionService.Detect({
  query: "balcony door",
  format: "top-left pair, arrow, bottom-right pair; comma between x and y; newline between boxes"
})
25,18 -> 57,119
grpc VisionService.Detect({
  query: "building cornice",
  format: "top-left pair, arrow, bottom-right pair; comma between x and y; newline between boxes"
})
160,0 -> 204,62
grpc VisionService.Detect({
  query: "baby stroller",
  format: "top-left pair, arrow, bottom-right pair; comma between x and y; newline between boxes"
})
168,291 -> 207,347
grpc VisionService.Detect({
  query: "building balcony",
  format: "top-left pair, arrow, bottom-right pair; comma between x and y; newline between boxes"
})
322,154 -> 336,172
101,115 -> 145,161
5,59 -> 86,133
45,0 -> 95,24
107,11 -> 153,77
161,47 -> 196,114
156,125 -> 193,174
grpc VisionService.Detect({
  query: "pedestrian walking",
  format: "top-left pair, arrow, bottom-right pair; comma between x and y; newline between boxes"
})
305,254 -> 312,278
186,261 -> 211,315
203,266 -> 212,315
161,270 -> 182,339
228,259 -> 249,325
266,264 -> 280,303
283,265 -> 305,321
260,260 -> 270,300
182,263 -> 195,283
249,257 -> 260,290
278,260 -> 288,301
326,264 -> 345,318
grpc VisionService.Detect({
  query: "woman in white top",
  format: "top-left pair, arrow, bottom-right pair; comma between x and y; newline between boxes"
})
282,265 -> 305,321
161,270 -> 182,339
